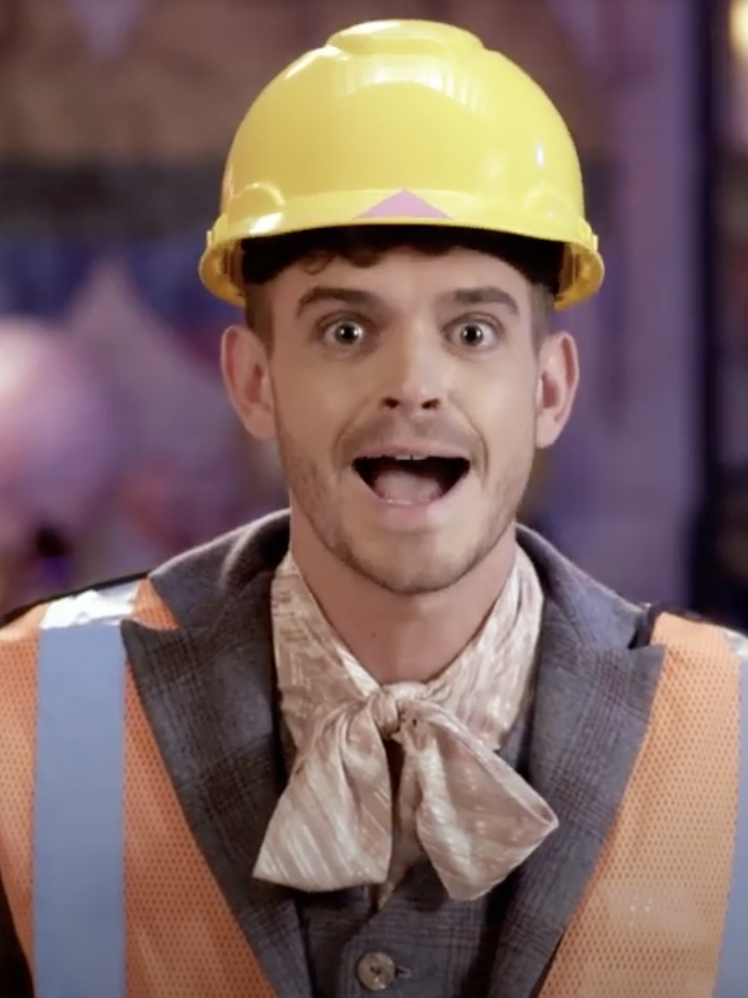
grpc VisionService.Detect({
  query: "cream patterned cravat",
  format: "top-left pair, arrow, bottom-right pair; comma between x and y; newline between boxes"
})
255,546 -> 559,902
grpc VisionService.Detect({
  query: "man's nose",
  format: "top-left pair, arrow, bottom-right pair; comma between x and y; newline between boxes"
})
377,332 -> 446,413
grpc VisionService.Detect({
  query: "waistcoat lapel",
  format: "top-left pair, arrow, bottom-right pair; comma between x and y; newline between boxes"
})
121,515 -> 313,998
487,530 -> 665,998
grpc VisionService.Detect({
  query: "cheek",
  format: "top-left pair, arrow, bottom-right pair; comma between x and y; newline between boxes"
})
473,379 -> 537,465
270,362 -> 356,448
480,371 -> 537,427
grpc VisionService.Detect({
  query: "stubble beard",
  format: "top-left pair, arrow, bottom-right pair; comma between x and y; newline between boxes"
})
276,418 -> 533,597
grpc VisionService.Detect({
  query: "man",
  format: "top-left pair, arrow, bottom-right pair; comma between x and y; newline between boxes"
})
0,19 -> 744,998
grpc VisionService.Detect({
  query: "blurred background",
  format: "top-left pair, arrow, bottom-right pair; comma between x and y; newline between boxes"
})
0,0 -> 744,625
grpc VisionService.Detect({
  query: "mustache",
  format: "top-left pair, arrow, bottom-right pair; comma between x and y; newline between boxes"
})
339,413 -> 480,465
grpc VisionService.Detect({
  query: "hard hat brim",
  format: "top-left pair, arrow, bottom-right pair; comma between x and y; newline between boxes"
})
199,187 -> 604,311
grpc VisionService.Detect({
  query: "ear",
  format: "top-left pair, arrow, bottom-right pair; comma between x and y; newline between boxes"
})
534,331 -> 579,450
221,324 -> 277,441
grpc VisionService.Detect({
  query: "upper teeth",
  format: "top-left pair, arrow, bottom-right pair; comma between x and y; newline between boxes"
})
395,454 -> 427,461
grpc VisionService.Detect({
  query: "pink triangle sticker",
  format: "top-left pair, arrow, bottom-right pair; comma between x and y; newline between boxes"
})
357,190 -> 451,220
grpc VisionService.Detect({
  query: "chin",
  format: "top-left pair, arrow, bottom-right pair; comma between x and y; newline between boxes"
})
343,544 -> 477,597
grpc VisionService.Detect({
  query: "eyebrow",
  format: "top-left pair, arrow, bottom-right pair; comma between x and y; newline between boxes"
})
295,286 -> 376,317
294,284 -> 520,317
449,286 -> 519,315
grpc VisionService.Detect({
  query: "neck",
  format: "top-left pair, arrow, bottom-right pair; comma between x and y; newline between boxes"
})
288,519 -> 518,685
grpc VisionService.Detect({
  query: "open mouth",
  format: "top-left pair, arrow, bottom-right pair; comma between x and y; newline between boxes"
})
353,455 -> 470,504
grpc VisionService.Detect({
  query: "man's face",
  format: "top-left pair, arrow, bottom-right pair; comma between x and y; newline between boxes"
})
224,246 -> 577,595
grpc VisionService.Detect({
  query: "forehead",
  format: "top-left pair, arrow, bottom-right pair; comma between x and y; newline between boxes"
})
269,246 -> 533,314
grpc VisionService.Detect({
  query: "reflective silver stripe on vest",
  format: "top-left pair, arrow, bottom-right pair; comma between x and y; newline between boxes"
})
34,582 -> 138,998
715,628 -> 748,998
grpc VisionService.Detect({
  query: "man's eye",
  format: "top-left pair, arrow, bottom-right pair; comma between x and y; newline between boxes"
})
450,320 -> 499,348
322,320 -> 366,345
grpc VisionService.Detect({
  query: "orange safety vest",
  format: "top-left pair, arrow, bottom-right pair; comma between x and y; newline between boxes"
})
0,578 -> 745,998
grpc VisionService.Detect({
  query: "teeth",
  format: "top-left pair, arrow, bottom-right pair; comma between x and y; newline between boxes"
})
361,453 -> 448,461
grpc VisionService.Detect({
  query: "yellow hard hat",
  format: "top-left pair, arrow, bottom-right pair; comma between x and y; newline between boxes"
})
199,19 -> 604,310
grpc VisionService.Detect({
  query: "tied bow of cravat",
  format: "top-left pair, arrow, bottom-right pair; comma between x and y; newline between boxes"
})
253,683 -> 558,901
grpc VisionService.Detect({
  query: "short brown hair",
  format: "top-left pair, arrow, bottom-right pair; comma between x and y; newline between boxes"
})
239,225 -> 564,347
